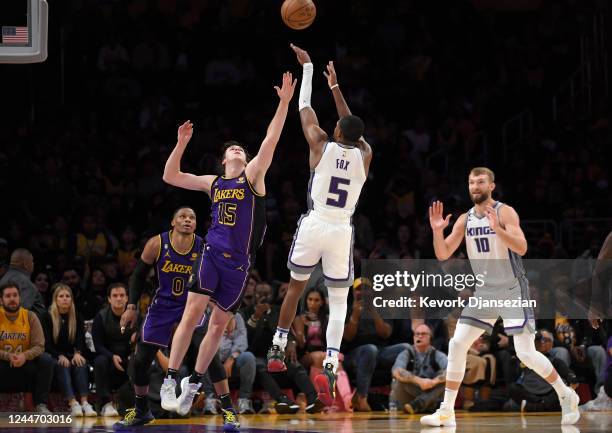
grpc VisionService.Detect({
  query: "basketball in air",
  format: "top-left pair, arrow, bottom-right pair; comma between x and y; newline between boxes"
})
281,0 -> 316,30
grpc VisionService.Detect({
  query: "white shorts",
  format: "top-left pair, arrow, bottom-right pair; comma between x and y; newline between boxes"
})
287,212 -> 354,288
458,276 -> 536,336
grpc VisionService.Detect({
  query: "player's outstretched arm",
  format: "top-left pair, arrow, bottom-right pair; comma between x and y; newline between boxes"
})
429,201 -> 466,260
245,72 -> 296,187
488,205 -> 527,256
290,44 -> 328,168
163,121 -> 217,194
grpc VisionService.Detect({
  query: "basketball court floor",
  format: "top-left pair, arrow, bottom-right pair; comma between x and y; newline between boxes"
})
0,411 -> 610,433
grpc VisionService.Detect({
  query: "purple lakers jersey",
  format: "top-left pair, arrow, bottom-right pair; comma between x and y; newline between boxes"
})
154,231 -> 204,304
206,174 -> 266,256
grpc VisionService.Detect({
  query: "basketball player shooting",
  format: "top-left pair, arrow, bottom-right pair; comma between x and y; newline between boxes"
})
159,72 -> 296,429
267,44 -> 372,408
420,167 -> 580,426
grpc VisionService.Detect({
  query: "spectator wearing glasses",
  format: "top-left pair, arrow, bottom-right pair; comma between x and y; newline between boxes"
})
390,324 -> 448,414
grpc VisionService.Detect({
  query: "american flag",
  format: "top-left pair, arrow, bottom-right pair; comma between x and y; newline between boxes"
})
2,26 -> 29,45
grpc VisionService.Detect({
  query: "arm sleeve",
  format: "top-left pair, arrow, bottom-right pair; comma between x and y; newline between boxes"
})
392,349 -> 409,373
92,313 -> 113,358
129,259 -> 153,305
298,63 -> 314,111
231,314 -> 248,354
23,311 -> 44,360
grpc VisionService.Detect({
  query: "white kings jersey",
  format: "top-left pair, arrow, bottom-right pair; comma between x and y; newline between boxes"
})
465,201 -> 526,289
308,141 -> 367,221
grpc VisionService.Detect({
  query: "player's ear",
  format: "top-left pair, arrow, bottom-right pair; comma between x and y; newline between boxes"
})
490,182 -> 496,191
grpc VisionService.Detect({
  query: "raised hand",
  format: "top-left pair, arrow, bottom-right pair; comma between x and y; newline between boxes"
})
429,201 -> 452,232
323,61 -> 338,88
177,120 -> 193,147
485,205 -> 498,231
289,43 -> 311,65
275,71 -> 297,102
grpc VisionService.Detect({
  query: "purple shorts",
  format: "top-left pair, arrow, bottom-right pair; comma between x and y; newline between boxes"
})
141,301 -> 183,347
191,244 -> 251,312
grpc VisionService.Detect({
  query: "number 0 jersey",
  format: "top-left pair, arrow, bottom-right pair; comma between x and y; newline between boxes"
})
308,142 -> 367,221
465,201 -> 525,289
206,174 -> 266,257
154,231 -> 204,304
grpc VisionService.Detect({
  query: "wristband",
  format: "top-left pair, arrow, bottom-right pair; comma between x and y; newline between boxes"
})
330,84 -> 339,90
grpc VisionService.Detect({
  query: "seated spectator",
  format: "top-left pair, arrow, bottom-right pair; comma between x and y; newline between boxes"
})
32,269 -> 52,308
553,315 -> 606,391
462,334 -> 496,410
198,313 -> 256,414
0,249 -> 45,316
507,330 -> 577,412
293,287 -> 352,410
240,282 -> 323,414
43,283 -> 97,417
72,214 -> 111,262
390,324 -> 447,414
343,278 -> 410,411
580,336 -> 612,411
0,282 -> 54,413
62,267 -> 100,320
92,283 -> 133,417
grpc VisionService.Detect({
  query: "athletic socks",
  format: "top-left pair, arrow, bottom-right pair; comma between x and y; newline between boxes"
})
220,393 -> 233,411
551,376 -> 570,399
323,348 -> 340,373
189,370 -> 205,384
135,394 -> 149,413
442,388 -> 459,409
273,327 -> 290,350
166,368 -> 179,381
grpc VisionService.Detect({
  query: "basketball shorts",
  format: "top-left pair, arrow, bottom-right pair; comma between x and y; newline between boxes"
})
287,211 -> 354,288
191,243 -> 251,313
458,275 -> 536,335
141,300 -> 183,347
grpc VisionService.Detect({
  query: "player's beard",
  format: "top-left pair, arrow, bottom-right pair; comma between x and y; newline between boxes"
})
470,191 -> 490,204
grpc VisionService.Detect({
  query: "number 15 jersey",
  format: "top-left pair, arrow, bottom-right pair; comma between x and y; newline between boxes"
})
308,142 -> 367,221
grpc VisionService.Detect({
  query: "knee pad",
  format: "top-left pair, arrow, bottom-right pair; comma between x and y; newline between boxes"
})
514,332 -> 553,377
208,354 -> 227,384
133,343 -> 159,386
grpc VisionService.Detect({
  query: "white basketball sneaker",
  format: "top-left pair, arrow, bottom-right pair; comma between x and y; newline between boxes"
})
420,402 -> 456,427
560,388 -> 580,425
176,376 -> 202,416
160,377 -> 179,412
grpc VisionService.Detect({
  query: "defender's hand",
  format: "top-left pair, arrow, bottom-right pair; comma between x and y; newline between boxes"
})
120,307 -> 138,334
290,43 -> 311,65
177,120 -> 193,147
429,201 -> 452,232
323,61 -> 338,88
275,71 -> 297,102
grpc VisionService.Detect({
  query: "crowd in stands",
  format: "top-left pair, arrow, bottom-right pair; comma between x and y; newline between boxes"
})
1,0 -> 611,417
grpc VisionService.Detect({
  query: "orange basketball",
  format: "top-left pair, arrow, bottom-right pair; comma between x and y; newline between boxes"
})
281,0 -> 316,30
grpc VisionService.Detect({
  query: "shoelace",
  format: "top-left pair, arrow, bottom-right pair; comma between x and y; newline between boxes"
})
222,409 -> 237,423
123,408 -> 136,423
